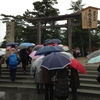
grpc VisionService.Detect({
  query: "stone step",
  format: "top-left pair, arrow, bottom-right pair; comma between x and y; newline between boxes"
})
1,64 -> 100,97
77,88 -> 100,96
1,72 -> 31,75
79,74 -> 98,79
0,83 -> 100,97
80,83 -> 100,90
0,75 -> 33,79
80,78 -> 99,84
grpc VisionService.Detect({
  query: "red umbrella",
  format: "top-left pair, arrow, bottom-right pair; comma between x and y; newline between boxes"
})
69,58 -> 87,74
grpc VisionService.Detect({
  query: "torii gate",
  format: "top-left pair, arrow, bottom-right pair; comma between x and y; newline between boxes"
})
27,13 -> 81,52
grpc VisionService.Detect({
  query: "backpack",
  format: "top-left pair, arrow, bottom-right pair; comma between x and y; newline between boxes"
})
9,53 -> 18,66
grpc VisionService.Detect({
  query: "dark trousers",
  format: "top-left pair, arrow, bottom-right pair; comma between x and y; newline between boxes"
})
57,97 -> 67,100
22,61 -> 27,72
36,83 -> 43,94
44,83 -> 53,100
71,87 -> 78,100
10,69 -> 16,81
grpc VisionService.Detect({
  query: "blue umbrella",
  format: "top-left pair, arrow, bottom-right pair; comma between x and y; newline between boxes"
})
41,52 -> 71,70
17,42 -> 33,50
35,46 -> 63,55
6,42 -> 19,46
20,42 -> 32,47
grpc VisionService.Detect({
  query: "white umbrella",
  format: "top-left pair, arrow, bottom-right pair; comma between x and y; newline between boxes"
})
31,56 -> 44,83
61,51 -> 74,58
86,49 -> 100,59
0,50 -> 6,56
31,56 -> 44,73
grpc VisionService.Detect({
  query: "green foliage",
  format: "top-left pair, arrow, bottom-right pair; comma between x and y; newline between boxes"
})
0,0 -> 100,56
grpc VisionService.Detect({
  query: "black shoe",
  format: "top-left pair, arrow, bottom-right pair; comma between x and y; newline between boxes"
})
0,74 -> 2,76
11,79 -> 15,82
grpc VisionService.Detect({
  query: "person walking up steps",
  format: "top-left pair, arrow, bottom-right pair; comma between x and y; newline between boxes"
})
6,48 -> 20,82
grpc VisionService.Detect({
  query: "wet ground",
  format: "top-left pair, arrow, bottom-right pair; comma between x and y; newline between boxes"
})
0,89 -> 100,100
0,57 -> 100,100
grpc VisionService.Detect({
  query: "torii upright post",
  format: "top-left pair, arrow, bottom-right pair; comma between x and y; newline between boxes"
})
67,18 -> 72,53
37,21 -> 41,44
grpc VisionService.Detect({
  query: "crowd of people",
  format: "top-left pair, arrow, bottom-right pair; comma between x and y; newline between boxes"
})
0,39 -> 81,100
30,39 -> 80,100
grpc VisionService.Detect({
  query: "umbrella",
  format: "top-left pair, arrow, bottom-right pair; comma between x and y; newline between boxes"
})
17,42 -> 33,50
86,49 -> 100,59
32,44 -> 44,51
31,56 -> 44,73
44,39 -> 61,45
58,44 -> 63,47
62,46 -> 69,51
61,51 -> 74,58
35,46 -> 63,55
20,42 -> 32,47
17,45 -> 28,50
29,51 -> 43,59
41,52 -> 71,70
44,39 -> 51,43
69,58 -> 87,74
87,55 -> 100,64
0,50 -> 6,56
6,42 -> 19,46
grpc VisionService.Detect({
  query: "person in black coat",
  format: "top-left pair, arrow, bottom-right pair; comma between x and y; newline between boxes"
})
69,67 -> 80,100
54,67 -> 69,100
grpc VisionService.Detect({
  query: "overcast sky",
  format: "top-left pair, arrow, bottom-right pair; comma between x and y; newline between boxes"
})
0,0 -> 100,43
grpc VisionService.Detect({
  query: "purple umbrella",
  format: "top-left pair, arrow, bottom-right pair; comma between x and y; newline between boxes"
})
41,52 -> 71,70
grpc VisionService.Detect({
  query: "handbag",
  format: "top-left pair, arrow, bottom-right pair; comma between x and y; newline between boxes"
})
51,71 -> 58,82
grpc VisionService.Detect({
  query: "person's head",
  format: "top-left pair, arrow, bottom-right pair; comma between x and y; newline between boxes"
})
10,48 -> 16,54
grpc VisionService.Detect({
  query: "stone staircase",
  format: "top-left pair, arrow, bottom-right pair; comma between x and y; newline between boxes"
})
0,64 -> 100,97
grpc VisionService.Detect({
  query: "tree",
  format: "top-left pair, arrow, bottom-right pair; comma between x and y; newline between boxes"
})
0,0 -> 63,46
23,0 -> 62,44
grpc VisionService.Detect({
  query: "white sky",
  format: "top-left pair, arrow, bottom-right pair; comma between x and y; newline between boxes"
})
0,0 -> 100,42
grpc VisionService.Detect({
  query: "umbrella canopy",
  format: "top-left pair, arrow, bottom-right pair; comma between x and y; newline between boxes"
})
0,50 -> 6,56
86,49 -> 100,59
20,42 -> 32,47
29,51 -> 43,60
31,56 -> 44,73
17,42 -> 33,50
87,55 -> 100,64
17,45 -> 28,50
35,46 -> 63,55
44,39 -> 61,45
6,42 -> 19,46
44,39 -> 51,43
32,44 -> 44,51
69,58 -> 87,74
41,52 -> 71,70
62,46 -> 69,51
61,51 -> 74,58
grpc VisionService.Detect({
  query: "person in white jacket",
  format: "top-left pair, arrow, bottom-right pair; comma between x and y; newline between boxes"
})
31,56 -> 44,94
